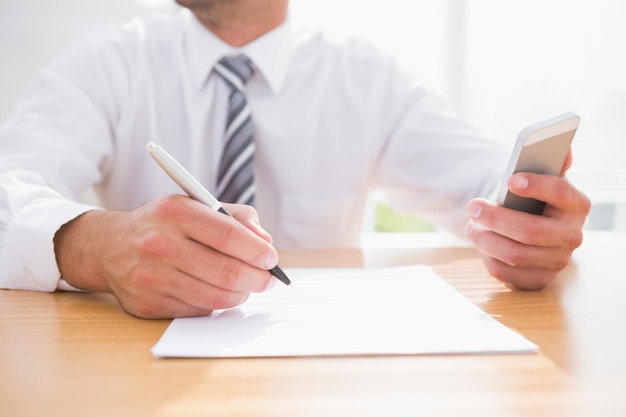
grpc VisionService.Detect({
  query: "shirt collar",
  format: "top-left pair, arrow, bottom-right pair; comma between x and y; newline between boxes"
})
183,9 -> 293,95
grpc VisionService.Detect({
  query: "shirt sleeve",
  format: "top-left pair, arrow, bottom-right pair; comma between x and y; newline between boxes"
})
0,169 -> 99,291
0,33 -> 122,291
372,64 -> 508,236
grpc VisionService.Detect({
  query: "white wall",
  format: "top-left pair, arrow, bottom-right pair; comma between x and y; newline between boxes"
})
0,0 -> 178,118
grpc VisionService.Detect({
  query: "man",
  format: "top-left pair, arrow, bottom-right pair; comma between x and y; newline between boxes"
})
0,0 -> 590,318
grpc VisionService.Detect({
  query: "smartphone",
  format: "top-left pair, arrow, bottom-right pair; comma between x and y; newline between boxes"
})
495,112 -> 580,215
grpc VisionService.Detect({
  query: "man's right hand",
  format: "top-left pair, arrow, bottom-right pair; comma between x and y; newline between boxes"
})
53,194 -> 278,319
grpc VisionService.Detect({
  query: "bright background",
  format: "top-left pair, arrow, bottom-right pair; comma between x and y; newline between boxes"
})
1,0 -> 624,234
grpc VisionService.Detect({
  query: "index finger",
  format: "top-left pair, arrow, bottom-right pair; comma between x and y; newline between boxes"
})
164,196 -> 279,271
507,172 -> 590,215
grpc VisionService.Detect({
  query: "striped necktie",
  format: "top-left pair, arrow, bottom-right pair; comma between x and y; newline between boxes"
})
214,55 -> 256,206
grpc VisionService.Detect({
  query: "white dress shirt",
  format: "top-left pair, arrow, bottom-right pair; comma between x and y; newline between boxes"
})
0,9 -> 506,292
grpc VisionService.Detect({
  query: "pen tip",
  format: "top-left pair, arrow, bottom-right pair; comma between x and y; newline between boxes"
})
270,266 -> 291,287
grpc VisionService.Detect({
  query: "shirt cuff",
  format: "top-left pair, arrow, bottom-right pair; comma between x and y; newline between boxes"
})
0,198 -> 101,292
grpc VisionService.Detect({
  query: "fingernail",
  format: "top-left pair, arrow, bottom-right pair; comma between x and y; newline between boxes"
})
467,201 -> 482,219
264,251 -> 278,270
512,175 -> 529,190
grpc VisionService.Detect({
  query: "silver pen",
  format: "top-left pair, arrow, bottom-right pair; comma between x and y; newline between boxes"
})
146,142 -> 291,286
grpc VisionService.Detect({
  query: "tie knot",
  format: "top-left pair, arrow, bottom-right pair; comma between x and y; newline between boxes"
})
215,55 -> 255,91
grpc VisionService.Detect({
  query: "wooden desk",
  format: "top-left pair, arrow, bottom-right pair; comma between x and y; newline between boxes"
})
1,231 -> 625,416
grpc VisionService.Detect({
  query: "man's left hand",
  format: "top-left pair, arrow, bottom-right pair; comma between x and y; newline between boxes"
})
465,158 -> 591,289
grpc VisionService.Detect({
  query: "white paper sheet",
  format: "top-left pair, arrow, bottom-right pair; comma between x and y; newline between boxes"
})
151,266 -> 537,358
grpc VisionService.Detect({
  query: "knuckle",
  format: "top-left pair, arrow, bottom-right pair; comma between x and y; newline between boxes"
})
127,266 -> 158,292
525,273 -> 554,290
207,289 -> 248,310
206,290 -> 229,310
579,193 -> 592,216
466,220 -> 486,246
214,257 -> 247,288
554,256 -> 570,271
150,194 -> 191,223
152,194 -> 186,219
496,239 -> 526,267
567,229 -> 584,250
240,204 -> 257,218
515,279 -> 546,291
504,250 -> 525,268
130,300 -> 160,319
122,269 -> 165,318
552,178 -> 571,202
552,253 -> 572,271
483,255 -> 558,291
482,255 -> 506,280
135,230 -> 171,257
215,221 -> 240,252
228,202 -> 258,221
516,219 -> 543,245
211,257 -> 269,293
